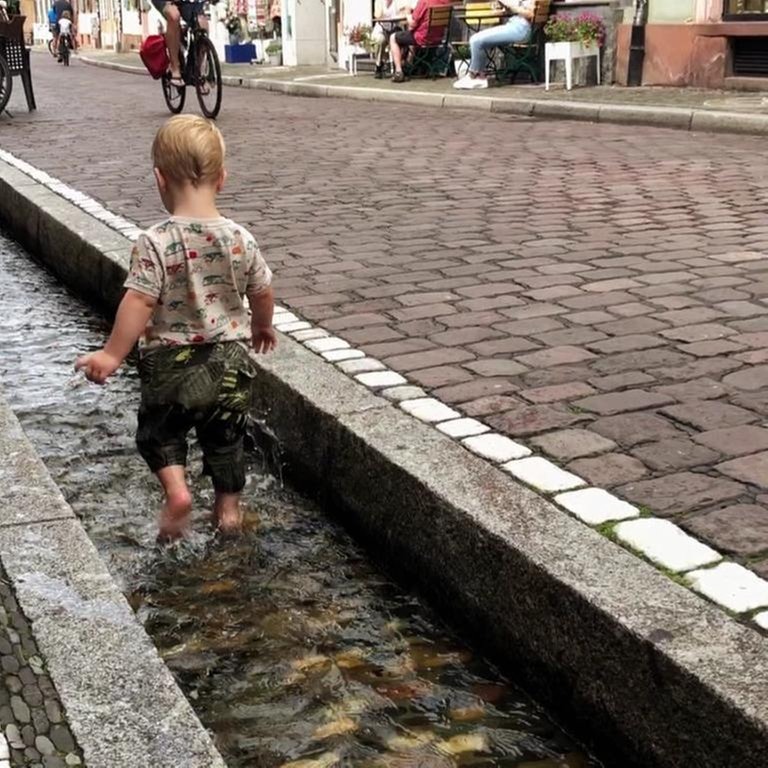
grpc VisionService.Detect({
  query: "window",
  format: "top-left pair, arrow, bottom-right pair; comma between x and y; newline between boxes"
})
724,0 -> 768,19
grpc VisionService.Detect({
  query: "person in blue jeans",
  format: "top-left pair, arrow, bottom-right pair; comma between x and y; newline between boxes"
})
454,0 -> 533,90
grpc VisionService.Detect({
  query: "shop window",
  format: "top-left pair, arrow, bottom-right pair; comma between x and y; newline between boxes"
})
724,0 -> 768,19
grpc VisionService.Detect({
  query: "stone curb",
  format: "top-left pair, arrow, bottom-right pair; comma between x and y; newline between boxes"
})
0,177 -> 227,766
2,158 -> 768,767
77,53 -> 768,136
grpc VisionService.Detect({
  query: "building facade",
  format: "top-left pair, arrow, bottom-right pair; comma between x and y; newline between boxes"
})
617,0 -> 768,86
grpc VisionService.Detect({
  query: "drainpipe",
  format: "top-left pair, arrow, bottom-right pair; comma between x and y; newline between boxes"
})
627,0 -> 647,86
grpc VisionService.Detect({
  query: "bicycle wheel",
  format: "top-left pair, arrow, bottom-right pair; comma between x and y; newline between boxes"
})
162,71 -> 186,114
0,55 -> 11,115
194,35 -> 222,119
62,39 -> 70,66
48,38 -> 56,58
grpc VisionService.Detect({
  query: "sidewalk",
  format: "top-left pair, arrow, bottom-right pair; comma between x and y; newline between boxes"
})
79,49 -> 768,134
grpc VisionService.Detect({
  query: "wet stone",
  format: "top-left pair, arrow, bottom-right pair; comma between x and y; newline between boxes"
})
4,676 -> 21,694
35,736 -> 56,757
10,695 -> 30,723
683,505 -> 768,557
25,746 -> 42,760
32,708 -> 50,735
18,668 -> 36,687
22,684 -> 43,707
49,725 -> 75,754
0,657 -> 19,675
5,723 -> 23,749
43,701 -> 62,725
21,723 -> 35,746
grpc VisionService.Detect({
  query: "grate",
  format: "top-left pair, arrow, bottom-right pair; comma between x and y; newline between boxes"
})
0,39 -> 24,73
732,37 -> 768,76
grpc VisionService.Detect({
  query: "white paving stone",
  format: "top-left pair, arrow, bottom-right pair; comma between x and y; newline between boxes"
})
400,397 -> 460,423
436,418 -> 490,439
322,348 -> 365,362
555,488 -> 639,526
0,760 -> 9,768
380,385 -> 427,402
0,737 -> 7,760
687,562 -> 768,613
337,358 -> 386,375
305,336 -> 350,353
754,610 -> 768,630
275,321 -> 310,333
357,370 -> 408,388
292,328 -> 329,342
461,433 -> 530,462
272,311 -> 299,324
614,518 -> 721,572
503,457 -> 585,494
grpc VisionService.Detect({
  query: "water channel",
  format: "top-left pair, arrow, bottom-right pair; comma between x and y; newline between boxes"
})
0,232 -> 605,768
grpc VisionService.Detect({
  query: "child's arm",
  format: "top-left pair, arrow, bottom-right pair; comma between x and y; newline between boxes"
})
247,285 -> 277,354
75,289 -> 157,384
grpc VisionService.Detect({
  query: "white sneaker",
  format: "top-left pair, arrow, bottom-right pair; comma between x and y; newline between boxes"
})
467,77 -> 488,89
453,75 -> 473,90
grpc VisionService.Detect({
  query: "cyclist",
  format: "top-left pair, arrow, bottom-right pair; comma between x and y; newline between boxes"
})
152,0 -> 209,87
51,0 -> 73,57
57,10 -> 76,60
47,4 -> 57,35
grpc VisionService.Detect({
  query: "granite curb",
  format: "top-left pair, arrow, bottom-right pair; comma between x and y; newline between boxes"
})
78,54 -> 768,136
0,388 -> 227,768
3,158 -> 768,767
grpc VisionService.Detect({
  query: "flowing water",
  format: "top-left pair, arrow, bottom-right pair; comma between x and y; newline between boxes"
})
0,233 -> 605,768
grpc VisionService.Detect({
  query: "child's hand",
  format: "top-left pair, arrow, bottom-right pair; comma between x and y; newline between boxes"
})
252,326 -> 278,354
74,350 -> 122,384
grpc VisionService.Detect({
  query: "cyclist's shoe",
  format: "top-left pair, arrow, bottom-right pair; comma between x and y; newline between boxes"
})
169,75 -> 185,88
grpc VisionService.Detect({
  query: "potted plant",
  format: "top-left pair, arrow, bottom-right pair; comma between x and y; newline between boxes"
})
544,12 -> 605,59
452,43 -> 469,78
266,40 -> 282,66
346,23 -> 373,53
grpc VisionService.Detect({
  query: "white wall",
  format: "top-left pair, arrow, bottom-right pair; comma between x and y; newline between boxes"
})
337,0 -> 369,69
283,0 -> 328,65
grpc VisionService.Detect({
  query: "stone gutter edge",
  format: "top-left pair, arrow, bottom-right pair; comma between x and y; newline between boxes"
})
77,54 -> 768,136
2,157 -> 768,767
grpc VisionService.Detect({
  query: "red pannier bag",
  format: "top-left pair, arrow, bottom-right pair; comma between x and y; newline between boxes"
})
140,35 -> 169,80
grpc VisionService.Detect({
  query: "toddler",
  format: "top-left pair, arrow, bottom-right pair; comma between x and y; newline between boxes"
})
76,115 -> 276,541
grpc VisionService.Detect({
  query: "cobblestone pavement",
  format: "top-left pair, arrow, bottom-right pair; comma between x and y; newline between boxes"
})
0,566 -> 84,768
5,54 -> 768,580
81,49 -> 768,113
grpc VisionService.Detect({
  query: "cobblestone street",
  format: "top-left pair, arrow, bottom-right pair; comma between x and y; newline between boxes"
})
6,53 -> 768,581
0,564 -> 83,768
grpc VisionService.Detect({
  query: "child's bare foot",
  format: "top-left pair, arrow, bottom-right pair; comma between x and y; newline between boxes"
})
157,488 -> 193,543
214,491 -> 243,536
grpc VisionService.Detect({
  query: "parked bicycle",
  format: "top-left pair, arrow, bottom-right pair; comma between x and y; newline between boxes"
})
59,33 -> 72,66
0,51 -> 10,114
161,0 -> 222,119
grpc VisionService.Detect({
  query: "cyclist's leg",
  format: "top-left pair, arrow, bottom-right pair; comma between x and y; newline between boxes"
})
157,0 -> 183,81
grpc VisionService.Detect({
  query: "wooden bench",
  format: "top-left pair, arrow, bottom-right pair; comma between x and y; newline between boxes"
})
0,15 -> 36,113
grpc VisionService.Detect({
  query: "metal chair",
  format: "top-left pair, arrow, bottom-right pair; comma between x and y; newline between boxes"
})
0,15 -> 36,112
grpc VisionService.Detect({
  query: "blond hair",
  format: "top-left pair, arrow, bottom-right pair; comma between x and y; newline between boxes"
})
151,115 -> 225,187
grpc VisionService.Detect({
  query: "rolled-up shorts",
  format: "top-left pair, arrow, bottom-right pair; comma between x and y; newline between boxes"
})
394,30 -> 417,48
151,0 -> 204,25
136,342 -> 256,493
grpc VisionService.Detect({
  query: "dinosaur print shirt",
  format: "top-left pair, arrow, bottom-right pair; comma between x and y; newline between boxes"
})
124,216 -> 272,351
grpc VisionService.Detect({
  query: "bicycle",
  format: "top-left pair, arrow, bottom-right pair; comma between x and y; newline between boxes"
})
162,1 -> 222,120
0,52 -> 10,115
59,34 -> 72,66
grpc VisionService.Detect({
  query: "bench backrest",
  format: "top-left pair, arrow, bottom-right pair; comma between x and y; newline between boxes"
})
0,15 -> 24,44
531,0 -> 551,25
428,4 -> 453,29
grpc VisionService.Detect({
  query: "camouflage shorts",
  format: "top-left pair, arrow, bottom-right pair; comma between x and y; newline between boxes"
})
136,342 -> 257,493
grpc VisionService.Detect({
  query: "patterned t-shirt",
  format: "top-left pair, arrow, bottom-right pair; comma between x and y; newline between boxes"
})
124,216 -> 272,350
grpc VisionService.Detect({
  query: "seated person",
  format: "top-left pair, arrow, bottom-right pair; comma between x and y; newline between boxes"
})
454,0 -> 534,90
371,0 -> 403,79
389,0 -> 452,83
